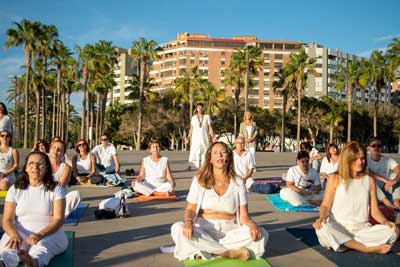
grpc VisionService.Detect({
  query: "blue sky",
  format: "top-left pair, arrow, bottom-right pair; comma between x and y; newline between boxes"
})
0,0 -> 399,111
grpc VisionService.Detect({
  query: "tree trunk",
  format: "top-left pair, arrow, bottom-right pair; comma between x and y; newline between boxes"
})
66,92 -> 70,144
41,56 -> 47,139
52,89 -> 56,139
80,66 -> 88,139
89,92 -> 94,148
136,60 -> 145,151
23,49 -> 31,149
296,87 -> 301,152
347,84 -> 352,142
281,94 -> 287,152
34,89 -> 40,143
373,85 -> 379,137
329,120 -> 334,144
95,93 -> 101,146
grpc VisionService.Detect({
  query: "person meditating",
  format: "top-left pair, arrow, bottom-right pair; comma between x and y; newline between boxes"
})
280,151 -> 323,206
132,140 -> 175,196
71,139 -> 97,186
0,152 -> 68,267
171,142 -> 268,261
49,140 -> 81,217
313,141 -> 399,254
320,143 -> 340,189
0,130 -> 19,190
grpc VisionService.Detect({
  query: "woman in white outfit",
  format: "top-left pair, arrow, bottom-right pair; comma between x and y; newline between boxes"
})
319,143 -> 340,189
71,139 -> 96,186
49,140 -> 81,217
280,151 -> 324,206
185,103 -> 215,169
0,103 -> 12,134
313,141 -> 399,254
171,142 -> 268,261
0,152 -> 68,267
239,111 -> 257,166
132,140 -> 175,196
0,130 -> 19,190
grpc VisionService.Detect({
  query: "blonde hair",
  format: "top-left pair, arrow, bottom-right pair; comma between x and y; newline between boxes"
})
243,111 -> 253,121
338,141 -> 367,189
197,142 -> 236,189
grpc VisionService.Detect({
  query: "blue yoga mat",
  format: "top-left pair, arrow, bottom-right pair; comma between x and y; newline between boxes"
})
266,193 -> 319,212
64,203 -> 89,226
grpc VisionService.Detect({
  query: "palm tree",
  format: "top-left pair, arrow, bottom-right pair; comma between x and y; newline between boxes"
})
320,96 -> 345,143
242,46 -> 263,110
334,60 -> 362,142
7,76 -> 23,145
364,51 -> 394,137
196,82 -> 225,115
175,66 -> 206,119
285,47 -> 317,151
5,19 -> 40,148
131,38 -> 159,150
272,68 -> 296,152
387,37 -> 400,72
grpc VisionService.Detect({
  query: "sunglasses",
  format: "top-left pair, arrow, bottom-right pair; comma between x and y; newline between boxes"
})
0,134 -> 10,138
78,143 -> 86,147
101,138 -> 108,141
370,144 -> 382,148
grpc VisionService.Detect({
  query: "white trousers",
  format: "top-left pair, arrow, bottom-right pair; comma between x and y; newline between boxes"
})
376,183 -> 400,202
133,180 -> 173,196
189,144 -> 208,169
280,188 -> 324,206
0,228 -> 68,267
315,219 -> 398,252
171,217 -> 268,261
247,147 -> 256,166
65,191 -> 81,217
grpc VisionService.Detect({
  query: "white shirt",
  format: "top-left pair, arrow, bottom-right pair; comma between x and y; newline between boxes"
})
0,115 -> 12,133
6,184 -> 65,233
92,144 -> 117,168
143,156 -> 168,187
320,157 -> 339,175
233,150 -> 255,178
76,154 -> 92,174
190,114 -> 212,146
187,176 -> 247,214
286,165 -> 320,190
367,155 -> 398,179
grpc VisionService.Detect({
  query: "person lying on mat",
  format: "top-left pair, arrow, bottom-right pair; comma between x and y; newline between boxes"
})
0,151 -> 68,267
49,140 -> 81,217
233,136 -> 255,191
92,133 -> 120,174
132,139 -> 175,197
0,130 -> 19,190
71,139 -> 97,186
280,151 -> 323,206
313,141 -> 399,254
171,142 -> 268,261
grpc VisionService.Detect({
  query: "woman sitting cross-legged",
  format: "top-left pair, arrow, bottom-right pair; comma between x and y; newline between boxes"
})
71,139 -> 97,186
171,142 -> 268,261
0,130 -> 19,190
313,141 -> 399,254
280,151 -> 324,206
132,140 -> 175,196
0,152 -> 68,267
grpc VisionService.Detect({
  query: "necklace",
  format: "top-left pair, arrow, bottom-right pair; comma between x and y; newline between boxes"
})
214,179 -> 228,187
197,114 -> 204,128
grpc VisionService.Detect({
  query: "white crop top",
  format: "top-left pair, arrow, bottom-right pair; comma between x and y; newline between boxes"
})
187,176 -> 247,214
76,154 -> 92,174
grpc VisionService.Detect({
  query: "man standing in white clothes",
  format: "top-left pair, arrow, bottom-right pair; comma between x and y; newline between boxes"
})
233,136 -> 255,190
280,151 -> 323,206
92,133 -> 120,174
367,137 -> 400,210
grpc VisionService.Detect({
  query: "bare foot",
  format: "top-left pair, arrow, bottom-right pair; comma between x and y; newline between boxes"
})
367,244 -> 391,254
228,248 -> 251,260
18,250 -> 38,267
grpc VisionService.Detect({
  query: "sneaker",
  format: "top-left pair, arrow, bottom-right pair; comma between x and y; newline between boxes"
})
119,194 -> 128,218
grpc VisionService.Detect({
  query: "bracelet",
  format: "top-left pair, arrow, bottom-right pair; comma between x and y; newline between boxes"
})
184,219 -> 193,223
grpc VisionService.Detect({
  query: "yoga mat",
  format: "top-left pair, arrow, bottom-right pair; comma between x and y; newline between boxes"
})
0,190 -> 7,198
134,194 -> 177,202
64,203 -> 89,226
48,231 -> 74,267
287,228 -> 400,267
184,258 -> 272,267
253,178 -> 283,184
266,194 -> 319,212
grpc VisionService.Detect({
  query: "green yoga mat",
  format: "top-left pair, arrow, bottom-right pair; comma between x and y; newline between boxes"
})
184,258 -> 271,267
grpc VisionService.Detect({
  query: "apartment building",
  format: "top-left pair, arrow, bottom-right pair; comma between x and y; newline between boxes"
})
107,47 -> 138,106
149,33 -> 302,110
305,43 -> 391,104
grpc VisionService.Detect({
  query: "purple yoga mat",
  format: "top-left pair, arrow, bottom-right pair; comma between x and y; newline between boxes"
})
254,178 -> 283,184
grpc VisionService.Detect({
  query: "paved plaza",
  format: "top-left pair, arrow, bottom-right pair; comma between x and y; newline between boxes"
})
2,150 -> 400,266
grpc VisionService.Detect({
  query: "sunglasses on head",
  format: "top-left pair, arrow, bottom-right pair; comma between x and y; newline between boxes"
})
370,144 -> 382,148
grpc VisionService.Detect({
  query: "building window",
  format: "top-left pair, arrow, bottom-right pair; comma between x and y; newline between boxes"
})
274,54 -> 283,60
221,51 -> 225,56
179,58 -> 186,65
274,44 -> 283,50
274,62 -> 283,68
199,69 -> 208,76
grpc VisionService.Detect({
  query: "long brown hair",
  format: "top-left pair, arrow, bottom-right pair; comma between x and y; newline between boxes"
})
197,142 -> 236,189
326,143 -> 340,163
338,141 -> 367,189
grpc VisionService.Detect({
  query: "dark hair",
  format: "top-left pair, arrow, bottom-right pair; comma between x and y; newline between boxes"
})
300,142 -> 312,151
326,143 -> 340,162
0,102 -> 8,115
34,139 -> 49,153
14,152 -> 57,191
75,139 -> 89,153
101,133 -> 108,138
367,137 -> 382,146
148,139 -> 161,149
195,102 -> 204,108
0,130 -> 12,146
296,151 -> 310,160
197,142 -> 236,189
